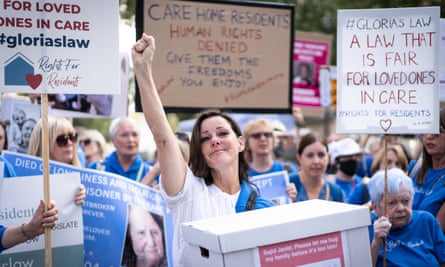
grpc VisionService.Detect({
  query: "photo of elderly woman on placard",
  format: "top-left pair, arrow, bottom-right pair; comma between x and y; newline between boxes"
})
293,62 -> 315,87
121,204 -> 168,267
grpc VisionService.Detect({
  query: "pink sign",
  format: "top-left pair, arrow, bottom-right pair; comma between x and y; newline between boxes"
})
293,31 -> 332,108
258,231 -> 345,267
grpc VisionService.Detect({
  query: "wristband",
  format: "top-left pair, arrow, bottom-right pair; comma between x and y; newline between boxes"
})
21,223 -> 32,239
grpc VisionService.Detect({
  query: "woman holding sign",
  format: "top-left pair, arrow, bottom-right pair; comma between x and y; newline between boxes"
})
0,199 -> 58,252
28,116 -> 86,206
132,33 -> 275,267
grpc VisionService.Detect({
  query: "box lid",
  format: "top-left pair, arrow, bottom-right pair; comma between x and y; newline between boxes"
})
182,199 -> 370,253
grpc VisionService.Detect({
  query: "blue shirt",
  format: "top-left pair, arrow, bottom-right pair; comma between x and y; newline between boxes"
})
290,174 -> 346,202
347,181 -> 370,205
335,174 -> 363,199
0,225 -> 5,252
412,168 -> 445,218
88,151 -> 149,182
235,180 -> 275,212
248,160 -> 298,182
369,210 -> 445,267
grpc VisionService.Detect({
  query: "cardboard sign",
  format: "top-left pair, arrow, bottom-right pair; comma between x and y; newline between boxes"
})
136,0 -> 294,112
0,0 -> 120,94
337,7 -> 440,134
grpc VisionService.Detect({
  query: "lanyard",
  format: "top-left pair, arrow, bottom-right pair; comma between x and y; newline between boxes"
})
325,183 -> 330,201
135,164 -> 144,182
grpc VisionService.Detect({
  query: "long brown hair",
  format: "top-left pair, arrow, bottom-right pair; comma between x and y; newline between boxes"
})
189,109 -> 249,185
416,108 -> 445,184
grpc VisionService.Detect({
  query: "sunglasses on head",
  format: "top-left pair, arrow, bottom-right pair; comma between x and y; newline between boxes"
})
249,132 -> 273,139
56,133 -> 78,146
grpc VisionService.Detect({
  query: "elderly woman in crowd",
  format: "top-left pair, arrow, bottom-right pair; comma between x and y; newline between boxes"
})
88,117 -> 150,182
368,168 -> 445,267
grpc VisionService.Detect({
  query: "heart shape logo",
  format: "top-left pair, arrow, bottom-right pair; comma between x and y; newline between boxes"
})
380,119 -> 392,132
26,74 -> 42,90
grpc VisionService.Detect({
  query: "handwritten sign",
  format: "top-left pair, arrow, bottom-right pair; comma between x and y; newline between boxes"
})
0,0 -> 120,94
137,0 -> 294,112
337,7 -> 440,134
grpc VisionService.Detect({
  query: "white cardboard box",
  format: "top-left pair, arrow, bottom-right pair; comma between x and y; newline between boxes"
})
182,199 -> 372,267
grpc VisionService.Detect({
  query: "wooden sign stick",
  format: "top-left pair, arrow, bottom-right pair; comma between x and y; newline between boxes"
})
40,94 -> 52,267
383,135 -> 388,267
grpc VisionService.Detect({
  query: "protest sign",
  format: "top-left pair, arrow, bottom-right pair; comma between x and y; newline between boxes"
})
440,19 -> 445,101
135,0 -> 294,113
337,7 -> 440,134
0,0 -> 120,94
293,31 -> 332,108
0,173 -> 83,266
0,99 -> 40,154
250,171 -> 291,205
3,151 -> 174,266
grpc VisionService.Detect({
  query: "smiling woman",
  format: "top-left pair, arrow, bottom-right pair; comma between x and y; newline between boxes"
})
132,33 -> 275,267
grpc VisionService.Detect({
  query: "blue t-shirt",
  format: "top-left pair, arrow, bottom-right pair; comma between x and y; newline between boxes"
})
348,181 -> 370,205
248,160 -> 298,182
335,174 -> 363,199
412,168 -> 445,217
369,210 -> 445,267
357,155 -> 374,178
88,151 -> 150,182
289,174 -> 346,202
0,225 -> 6,252
235,180 -> 275,212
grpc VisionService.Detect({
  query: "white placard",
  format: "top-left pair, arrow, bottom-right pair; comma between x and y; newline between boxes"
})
440,19 -> 445,101
0,0 -> 120,94
337,7 -> 440,134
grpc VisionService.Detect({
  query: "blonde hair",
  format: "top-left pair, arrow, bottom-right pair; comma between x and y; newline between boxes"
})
81,129 -> 108,159
370,144 -> 408,175
242,118 -> 276,163
28,116 -> 81,167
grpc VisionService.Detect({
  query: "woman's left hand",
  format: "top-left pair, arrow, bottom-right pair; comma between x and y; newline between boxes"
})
286,183 -> 298,202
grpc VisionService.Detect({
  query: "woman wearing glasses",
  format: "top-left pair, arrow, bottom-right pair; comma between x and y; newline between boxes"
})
410,108 -> 445,232
243,118 -> 298,202
79,129 -> 108,166
27,116 -> 86,206
132,33 -> 275,267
